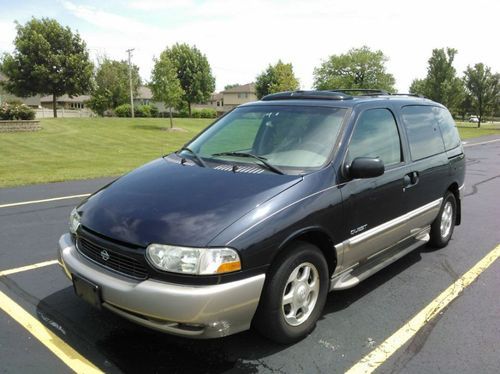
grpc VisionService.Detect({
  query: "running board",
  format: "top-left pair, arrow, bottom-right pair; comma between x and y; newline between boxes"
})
330,233 -> 430,291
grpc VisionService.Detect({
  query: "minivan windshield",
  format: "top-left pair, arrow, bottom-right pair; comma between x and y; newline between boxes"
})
183,105 -> 347,173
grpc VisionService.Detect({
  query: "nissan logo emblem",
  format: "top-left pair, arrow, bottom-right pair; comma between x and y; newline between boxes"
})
100,250 -> 110,261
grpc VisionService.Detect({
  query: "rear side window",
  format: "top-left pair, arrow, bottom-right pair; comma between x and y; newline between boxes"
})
347,108 -> 402,166
433,107 -> 461,150
401,106 -> 445,161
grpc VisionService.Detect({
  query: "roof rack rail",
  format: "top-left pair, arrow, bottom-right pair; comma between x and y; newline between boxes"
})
329,89 -> 389,96
389,93 -> 426,98
261,90 -> 352,101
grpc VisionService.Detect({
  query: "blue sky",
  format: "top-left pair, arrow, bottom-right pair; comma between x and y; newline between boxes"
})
1,0 -> 499,92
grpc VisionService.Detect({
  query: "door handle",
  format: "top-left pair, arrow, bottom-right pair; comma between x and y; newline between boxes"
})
403,171 -> 419,191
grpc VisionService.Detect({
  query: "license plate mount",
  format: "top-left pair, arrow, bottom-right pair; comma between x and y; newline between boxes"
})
72,274 -> 102,309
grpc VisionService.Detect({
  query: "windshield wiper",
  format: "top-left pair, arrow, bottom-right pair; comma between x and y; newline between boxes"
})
211,151 -> 284,175
178,147 -> 206,167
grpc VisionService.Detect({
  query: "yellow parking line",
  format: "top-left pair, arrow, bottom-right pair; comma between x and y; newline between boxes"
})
0,290 -> 103,373
346,244 -> 500,374
0,194 -> 90,209
0,260 -> 59,277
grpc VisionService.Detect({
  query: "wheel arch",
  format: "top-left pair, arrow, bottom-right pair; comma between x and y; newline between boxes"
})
447,182 -> 461,225
275,227 -> 337,277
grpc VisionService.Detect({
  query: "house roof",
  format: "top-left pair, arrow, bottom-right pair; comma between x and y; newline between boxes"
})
136,86 -> 153,100
210,93 -> 223,100
222,83 -> 255,94
40,94 -> 91,103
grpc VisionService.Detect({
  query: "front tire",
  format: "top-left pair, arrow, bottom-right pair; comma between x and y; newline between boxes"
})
429,192 -> 457,248
253,241 -> 329,344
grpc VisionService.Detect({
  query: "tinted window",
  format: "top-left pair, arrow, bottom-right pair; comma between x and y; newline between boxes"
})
434,107 -> 461,150
187,106 -> 346,170
347,108 -> 402,166
401,106 -> 445,160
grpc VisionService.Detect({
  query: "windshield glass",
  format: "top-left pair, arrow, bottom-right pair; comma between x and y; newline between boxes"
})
185,105 -> 347,172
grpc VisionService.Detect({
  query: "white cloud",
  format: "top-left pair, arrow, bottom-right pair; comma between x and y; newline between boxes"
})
0,19 -> 16,53
4,0 -> 500,93
128,0 -> 195,10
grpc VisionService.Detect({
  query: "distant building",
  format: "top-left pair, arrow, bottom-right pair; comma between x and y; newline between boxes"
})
40,94 -> 90,109
134,86 -> 167,112
221,83 -> 257,108
134,86 -> 153,106
0,73 -> 41,108
207,93 -> 224,107
193,83 -> 257,115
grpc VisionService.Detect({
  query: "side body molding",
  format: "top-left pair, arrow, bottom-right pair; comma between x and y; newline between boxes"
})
331,198 -> 443,288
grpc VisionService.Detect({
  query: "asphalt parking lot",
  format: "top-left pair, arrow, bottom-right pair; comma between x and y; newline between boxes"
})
0,136 -> 499,374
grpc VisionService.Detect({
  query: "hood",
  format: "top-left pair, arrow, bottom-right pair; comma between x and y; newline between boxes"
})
79,157 -> 302,247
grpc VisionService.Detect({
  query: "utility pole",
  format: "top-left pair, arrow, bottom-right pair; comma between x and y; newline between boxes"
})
126,48 -> 135,118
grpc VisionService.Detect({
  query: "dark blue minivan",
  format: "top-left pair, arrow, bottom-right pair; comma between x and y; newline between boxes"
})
58,90 -> 465,343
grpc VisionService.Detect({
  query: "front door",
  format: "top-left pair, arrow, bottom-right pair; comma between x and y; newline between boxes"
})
339,107 -> 408,269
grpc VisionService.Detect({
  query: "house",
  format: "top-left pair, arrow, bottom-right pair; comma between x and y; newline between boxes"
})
0,73 -> 41,108
134,86 -> 153,106
208,93 -> 224,107
193,83 -> 257,115
221,83 -> 257,108
40,94 -> 90,109
134,86 -> 167,112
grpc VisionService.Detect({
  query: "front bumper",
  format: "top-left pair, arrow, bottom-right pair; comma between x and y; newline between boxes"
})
58,233 -> 265,338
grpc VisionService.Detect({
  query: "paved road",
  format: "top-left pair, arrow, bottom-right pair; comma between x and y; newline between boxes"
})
0,137 -> 499,373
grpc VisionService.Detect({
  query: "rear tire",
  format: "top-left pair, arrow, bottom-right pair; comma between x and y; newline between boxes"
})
429,192 -> 457,248
253,241 -> 329,344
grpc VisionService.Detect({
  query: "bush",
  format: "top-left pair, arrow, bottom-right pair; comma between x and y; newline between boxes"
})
200,108 -> 217,118
114,104 -> 159,118
134,104 -> 150,118
150,105 -> 159,118
191,108 -> 217,118
175,108 -> 189,118
0,103 -> 36,120
115,104 -> 132,117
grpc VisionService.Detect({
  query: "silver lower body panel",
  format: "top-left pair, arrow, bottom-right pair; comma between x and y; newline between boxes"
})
58,233 -> 265,338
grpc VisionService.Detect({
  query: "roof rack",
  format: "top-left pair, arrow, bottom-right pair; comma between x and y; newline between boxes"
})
261,90 -> 352,101
330,89 -> 389,96
389,93 -> 426,98
330,89 -> 427,99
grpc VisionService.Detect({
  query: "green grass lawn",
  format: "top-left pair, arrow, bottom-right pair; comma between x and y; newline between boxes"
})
456,121 -> 500,140
1,117 -> 499,188
0,118 -> 212,188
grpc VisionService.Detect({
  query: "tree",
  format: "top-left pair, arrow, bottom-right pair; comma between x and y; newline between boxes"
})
409,78 -> 426,96
463,63 -> 499,127
457,93 -> 473,121
0,18 -> 93,117
150,52 -> 184,128
88,58 -> 141,115
255,60 -> 300,99
409,48 -> 464,113
162,43 -> 215,116
224,83 -> 240,90
313,46 -> 395,92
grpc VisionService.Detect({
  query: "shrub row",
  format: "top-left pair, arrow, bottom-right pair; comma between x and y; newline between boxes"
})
173,108 -> 217,118
113,104 -> 217,119
114,104 -> 159,118
0,103 -> 36,120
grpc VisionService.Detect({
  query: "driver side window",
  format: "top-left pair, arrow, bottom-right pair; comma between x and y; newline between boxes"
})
347,108 -> 402,167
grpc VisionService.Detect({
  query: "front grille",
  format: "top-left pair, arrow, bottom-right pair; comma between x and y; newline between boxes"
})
76,237 -> 148,280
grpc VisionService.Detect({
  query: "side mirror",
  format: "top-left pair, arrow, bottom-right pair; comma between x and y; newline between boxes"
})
348,157 -> 385,179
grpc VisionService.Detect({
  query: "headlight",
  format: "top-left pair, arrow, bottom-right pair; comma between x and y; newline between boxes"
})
146,244 -> 241,275
69,208 -> 81,234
